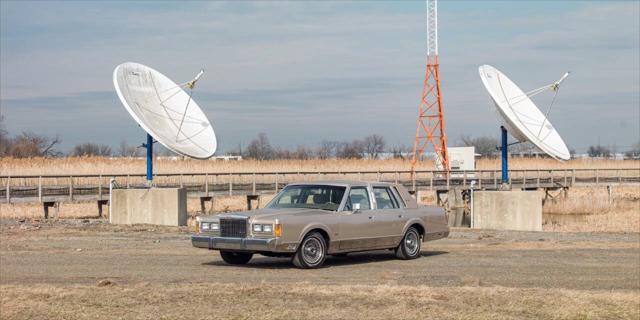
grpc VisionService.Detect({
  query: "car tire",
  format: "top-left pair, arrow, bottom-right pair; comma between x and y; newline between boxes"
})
395,227 -> 421,260
292,232 -> 327,269
220,251 -> 253,265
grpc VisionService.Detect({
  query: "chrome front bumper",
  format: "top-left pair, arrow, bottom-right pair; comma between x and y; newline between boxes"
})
192,235 -> 279,252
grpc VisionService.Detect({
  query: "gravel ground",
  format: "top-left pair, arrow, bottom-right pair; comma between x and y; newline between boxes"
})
1,219 -> 639,319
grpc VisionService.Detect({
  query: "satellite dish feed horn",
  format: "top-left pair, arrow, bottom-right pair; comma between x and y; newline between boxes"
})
187,69 -> 205,89
552,72 -> 570,92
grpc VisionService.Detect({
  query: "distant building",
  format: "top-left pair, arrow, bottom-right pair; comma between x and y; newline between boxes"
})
210,155 -> 242,161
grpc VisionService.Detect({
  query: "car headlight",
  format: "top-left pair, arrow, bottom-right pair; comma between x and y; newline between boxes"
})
252,224 -> 274,234
201,223 -> 210,230
210,222 -> 219,230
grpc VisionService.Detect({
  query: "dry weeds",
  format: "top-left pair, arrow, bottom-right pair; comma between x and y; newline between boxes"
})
1,158 -> 638,233
2,157 -> 638,176
1,283 -> 637,320
0,195 -> 276,222
542,186 -> 640,233
2,186 -> 638,233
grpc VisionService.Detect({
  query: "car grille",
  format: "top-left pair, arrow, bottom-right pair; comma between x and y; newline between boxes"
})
220,218 -> 247,238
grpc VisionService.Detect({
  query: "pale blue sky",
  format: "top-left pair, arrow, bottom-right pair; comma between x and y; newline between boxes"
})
1,1 -> 639,154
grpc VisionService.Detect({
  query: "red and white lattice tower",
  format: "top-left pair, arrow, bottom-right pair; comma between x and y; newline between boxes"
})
411,0 -> 449,174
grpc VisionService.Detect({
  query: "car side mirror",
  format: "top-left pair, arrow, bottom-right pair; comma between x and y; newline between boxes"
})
352,203 -> 361,213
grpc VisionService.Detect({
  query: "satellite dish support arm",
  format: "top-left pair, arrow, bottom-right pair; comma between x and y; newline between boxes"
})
537,72 -> 569,139
496,140 -> 523,150
176,69 -> 205,141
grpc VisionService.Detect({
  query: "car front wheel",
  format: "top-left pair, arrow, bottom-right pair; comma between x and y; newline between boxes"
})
395,227 -> 421,260
292,232 -> 327,269
220,251 -> 253,265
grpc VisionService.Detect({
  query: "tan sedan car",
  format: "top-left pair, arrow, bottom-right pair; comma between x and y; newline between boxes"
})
192,181 -> 449,268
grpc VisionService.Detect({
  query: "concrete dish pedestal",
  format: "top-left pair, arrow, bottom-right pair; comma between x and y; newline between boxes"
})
472,191 -> 542,231
110,188 -> 187,226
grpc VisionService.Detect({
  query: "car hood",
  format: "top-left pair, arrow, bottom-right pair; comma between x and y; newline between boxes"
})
200,208 -> 333,221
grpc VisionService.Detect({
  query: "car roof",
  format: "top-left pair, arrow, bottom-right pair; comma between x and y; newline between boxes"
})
286,180 -> 397,188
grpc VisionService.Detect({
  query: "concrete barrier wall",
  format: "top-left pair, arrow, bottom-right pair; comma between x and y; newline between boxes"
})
472,191 -> 542,231
111,188 -> 187,226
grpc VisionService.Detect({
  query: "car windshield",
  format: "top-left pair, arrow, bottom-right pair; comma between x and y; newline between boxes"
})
267,185 -> 346,211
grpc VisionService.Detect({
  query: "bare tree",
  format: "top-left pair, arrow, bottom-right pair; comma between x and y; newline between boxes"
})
316,140 -> 338,159
72,143 -> 112,157
363,134 -> 386,159
118,140 -> 142,157
246,133 -> 274,160
460,135 -> 499,157
587,145 -> 611,158
337,139 -> 365,159
625,141 -> 640,159
225,143 -> 243,157
390,144 -> 411,159
7,132 -> 62,158
272,146 -> 292,159
292,145 -> 313,160
0,115 -> 9,157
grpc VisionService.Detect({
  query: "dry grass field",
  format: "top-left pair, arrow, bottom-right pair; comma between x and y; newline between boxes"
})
543,186 -> 640,233
1,222 -> 638,320
1,185 -> 637,233
1,158 -> 638,319
2,283 -> 637,320
1,157 -> 638,233
2,156 -> 639,176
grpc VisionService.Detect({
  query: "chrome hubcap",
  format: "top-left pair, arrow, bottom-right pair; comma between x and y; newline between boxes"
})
302,237 -> 323,265
405,231 -> 419,256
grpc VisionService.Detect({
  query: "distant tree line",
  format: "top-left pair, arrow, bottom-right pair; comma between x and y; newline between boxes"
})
2,117 -> 639,159
233,133 -> 391,160
586,144 -> 640,159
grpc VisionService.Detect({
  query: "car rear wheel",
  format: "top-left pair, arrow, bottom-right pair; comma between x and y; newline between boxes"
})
395,227 -> 421,260
292,232 -> 327,269
220,251 -> 253,265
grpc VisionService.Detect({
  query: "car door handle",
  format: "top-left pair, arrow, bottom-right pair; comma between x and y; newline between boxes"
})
368,216 -> 374,220
398,214 -> 403,218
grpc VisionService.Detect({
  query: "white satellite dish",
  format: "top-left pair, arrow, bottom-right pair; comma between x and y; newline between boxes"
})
113,62 -> 216,159
478,64 -> 570,161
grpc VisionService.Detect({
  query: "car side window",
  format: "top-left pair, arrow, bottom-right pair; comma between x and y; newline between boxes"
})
373,187 -> 399,209
346,187 -> 371,211
391,186 -> 405,208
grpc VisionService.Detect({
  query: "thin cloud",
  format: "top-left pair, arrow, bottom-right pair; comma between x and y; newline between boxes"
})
1,1 -> 638,153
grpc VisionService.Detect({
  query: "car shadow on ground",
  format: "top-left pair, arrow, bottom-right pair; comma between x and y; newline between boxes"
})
202,250 -> 448,269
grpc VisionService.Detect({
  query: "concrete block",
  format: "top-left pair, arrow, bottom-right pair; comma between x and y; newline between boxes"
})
472,190 -> 542,231
111,188 -> 187,226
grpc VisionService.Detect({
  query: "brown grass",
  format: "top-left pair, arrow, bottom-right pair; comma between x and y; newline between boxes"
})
2,186 -> 637,233
2,157 -> 638,176
0,195 -> 276,227
2,158 -> 638,233
1,283 -> 638,320
542,186 -> 640,233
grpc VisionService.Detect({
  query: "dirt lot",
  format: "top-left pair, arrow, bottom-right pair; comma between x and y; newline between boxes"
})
1,219 -> 639,319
